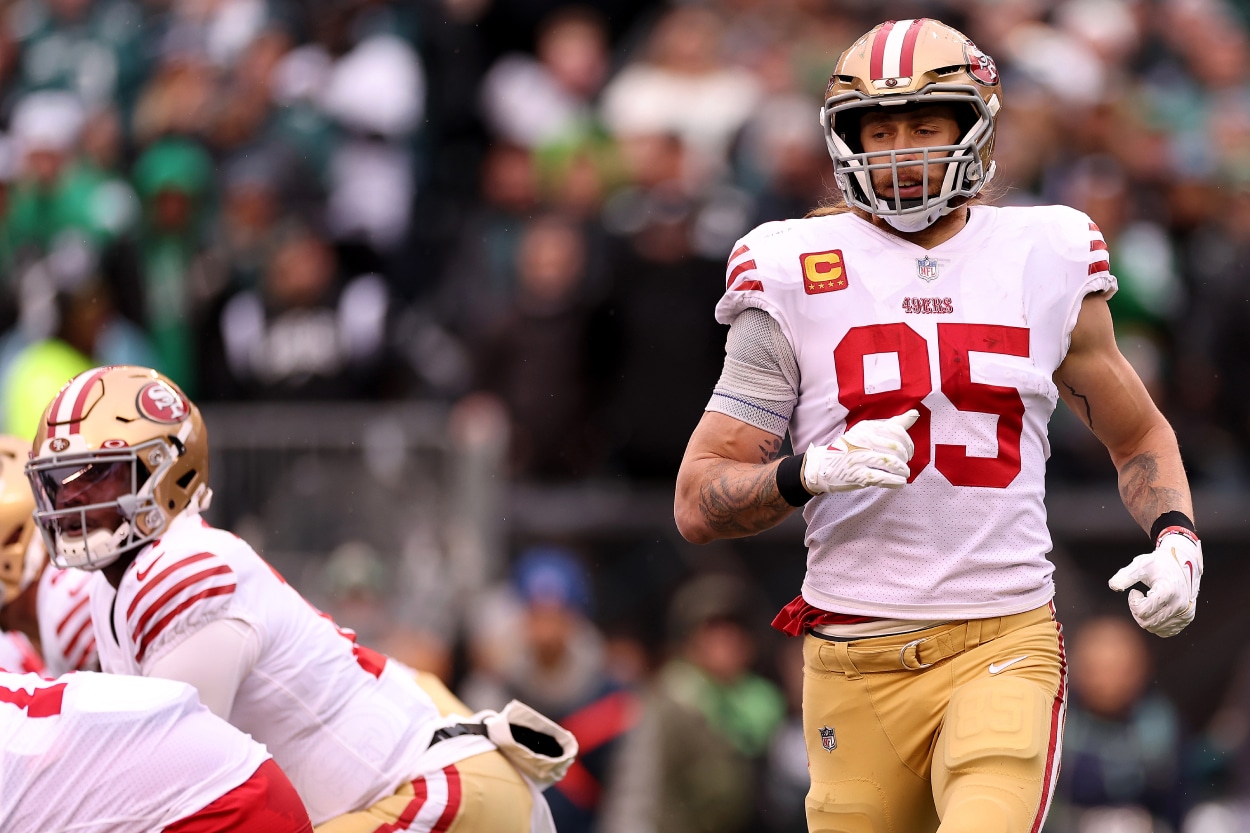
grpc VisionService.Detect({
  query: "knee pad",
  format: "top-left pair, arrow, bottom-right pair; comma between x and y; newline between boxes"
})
806,778 -> 890,833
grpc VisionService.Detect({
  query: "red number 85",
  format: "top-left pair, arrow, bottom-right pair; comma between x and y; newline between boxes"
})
834,322 -> 1029,488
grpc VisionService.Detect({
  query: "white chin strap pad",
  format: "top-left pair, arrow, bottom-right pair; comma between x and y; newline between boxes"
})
55,523 -> 131,570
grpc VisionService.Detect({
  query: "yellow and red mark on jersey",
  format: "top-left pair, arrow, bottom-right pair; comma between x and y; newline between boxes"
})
801,249 -> 848,294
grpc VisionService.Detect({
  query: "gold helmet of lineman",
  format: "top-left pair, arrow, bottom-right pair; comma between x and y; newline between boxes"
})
25,366 -> 211,571
820,18 -> 1002,232
0,435 -> 45,607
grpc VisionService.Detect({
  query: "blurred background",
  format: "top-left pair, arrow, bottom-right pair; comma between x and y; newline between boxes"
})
1,0 -> 1249,830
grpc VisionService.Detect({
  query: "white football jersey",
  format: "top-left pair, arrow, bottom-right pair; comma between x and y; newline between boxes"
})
0,670 -> 268,833
717,205 -> 1116,619
37,567 -> 99,675
0,632 -> 43,674
90,511 -> 440,825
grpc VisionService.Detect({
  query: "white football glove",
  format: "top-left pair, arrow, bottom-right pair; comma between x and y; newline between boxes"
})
801,410 -> 919,494
1107,532 -> 1202,638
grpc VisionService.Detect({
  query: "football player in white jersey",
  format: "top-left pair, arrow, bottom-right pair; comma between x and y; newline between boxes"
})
0,669 -> 313,832
24,366 -> 574,833
0,435 -> 99,675
674,18 -> 1201,833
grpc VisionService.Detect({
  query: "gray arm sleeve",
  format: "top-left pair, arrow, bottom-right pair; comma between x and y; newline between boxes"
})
706,307 -> 800,437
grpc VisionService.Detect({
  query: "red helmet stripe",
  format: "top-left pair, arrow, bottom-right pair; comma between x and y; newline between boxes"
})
869,20 -> 896,80
45,385 -> 73,438
48,368 -> 108,438
899,18 -> 926,78
65,368 -> 109,436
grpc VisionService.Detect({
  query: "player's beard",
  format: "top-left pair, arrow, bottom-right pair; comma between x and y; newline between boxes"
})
872,162 -> 952,232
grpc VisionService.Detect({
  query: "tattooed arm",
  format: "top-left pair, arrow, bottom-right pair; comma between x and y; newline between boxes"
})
1054,293 -> 1193,531
675,412 -> 794,544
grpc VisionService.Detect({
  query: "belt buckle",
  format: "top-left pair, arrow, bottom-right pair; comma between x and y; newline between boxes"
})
899,637 -> 932,670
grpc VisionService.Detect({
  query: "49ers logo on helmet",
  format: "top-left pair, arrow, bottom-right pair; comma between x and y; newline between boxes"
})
137,382 -> 189,424
964,42 -> 998,85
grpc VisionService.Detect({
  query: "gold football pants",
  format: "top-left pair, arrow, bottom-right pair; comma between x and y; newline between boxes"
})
802,604 -> 1066,833
314,672 -> 533,833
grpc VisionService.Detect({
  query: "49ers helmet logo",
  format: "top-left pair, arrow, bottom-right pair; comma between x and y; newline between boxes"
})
136,382 -> 189,424
964,42 -> 998,85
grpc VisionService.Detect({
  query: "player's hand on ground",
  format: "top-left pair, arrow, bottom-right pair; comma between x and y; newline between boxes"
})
1107,532 -> 1202,638
801,410 -> 919,494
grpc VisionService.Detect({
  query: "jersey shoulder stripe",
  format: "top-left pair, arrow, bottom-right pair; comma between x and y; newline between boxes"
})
1088,222 -> 1110,276
63,621 -> 95,670
123,550 -> 238,663
56,598 -> 96,671
135,583 -> 236,662
126,552 -> 216,620
55,594 -> 90,637
38,568 -> 98,674
725,243 -> 762,292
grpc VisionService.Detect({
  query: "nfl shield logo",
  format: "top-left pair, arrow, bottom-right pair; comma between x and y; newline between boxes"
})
917,256 -> 940,282
819,726 -> 837,752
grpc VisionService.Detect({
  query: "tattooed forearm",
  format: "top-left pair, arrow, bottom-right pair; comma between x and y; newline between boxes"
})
1119,452 -> 1187,530
1061,380 -> 1093,428
698,459 -> 793,537
757,436 -> 783,463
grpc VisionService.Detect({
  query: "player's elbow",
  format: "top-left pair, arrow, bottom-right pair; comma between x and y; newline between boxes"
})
675,514 -> 714,545
673,492 -> 715,545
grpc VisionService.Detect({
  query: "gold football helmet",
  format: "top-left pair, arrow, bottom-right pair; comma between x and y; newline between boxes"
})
26,366 -> 211,570
0,435 -> 44,607
820,18 -> 1003,231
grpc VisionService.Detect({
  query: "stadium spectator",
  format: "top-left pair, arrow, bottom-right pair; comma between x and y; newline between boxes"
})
599,5 -> 761,184
439,140 -> 544,336
206,221 -> 395,400
470,213 -> 610,481
596,128 -> 738,480
1045,614 -> 1187,832
760,636 -> 809,833
5,90 -> 137,258
479,5 -> 611,151
11,0 -> 149,111
320,32 -> 424,258
128,136 -> 216,394
600,572 -> 785,833
461,545 -> 639,833
1,279 -> 155,440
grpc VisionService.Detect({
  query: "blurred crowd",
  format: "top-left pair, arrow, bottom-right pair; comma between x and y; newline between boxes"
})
4,0 -> 1250,830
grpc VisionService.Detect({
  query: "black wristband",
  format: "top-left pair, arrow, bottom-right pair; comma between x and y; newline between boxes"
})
776,455 -> 815,507
1150,511 -> 1196,544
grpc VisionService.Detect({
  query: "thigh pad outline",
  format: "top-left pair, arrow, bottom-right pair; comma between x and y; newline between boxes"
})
941,676 -> 1049,771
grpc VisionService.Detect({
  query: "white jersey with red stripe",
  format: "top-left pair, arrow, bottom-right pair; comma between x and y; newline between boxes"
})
716,204 -> 1116,619
37,567 -> 99,675
0,670 -> 268,833
0,632 -> 43,674
89,510 -> 441,825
